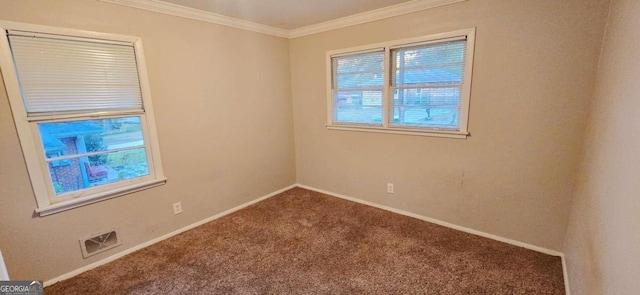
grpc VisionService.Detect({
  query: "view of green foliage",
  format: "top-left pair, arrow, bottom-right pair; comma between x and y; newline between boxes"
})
107,149 -> 146,167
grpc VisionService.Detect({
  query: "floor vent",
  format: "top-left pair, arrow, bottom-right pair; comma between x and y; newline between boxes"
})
80,229 -> 122,258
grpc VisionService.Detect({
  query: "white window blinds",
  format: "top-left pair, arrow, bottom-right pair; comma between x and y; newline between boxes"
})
7,31 -> 143,116
331,49 -> 385,125
390,38 -> 467,130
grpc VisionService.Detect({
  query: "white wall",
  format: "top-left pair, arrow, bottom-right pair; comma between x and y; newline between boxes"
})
564,0 -> 640,293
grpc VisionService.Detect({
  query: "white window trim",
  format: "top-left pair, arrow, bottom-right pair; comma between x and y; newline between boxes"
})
0,21 -> 166,216
325,28 -> 476,139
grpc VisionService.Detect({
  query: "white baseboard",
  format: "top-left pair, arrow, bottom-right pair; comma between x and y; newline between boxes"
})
44,184 -> 297,287
296,183 -> 571,295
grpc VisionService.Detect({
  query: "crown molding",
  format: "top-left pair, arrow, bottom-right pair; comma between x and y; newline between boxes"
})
98,0 -> 467,39
98,0 -> 290,38
288,0 -> 467,38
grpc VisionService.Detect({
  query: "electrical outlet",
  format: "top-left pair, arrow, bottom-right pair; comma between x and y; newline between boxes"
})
173,202 -> 182,215
387,183 -> 394,194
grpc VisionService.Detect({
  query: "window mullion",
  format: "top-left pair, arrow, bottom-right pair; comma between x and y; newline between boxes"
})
44,145 -> 146,162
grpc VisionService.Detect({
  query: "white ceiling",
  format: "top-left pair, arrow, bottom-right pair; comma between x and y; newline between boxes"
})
161,0 -> 413,30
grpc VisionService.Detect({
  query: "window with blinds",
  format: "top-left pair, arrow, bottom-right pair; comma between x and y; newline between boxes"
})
331,50 -> 384,125
326,28 -> 475,138
390,38 -> 466,130
0,21 -> 166,215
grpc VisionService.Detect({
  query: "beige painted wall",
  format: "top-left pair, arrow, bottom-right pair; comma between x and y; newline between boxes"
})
0,0 -> 296,281
290,0 -> 610,251
564,0 -> 640,293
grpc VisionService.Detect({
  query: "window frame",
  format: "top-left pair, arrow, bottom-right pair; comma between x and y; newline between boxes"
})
0,21 -> 166,216
325,28 -> 476,139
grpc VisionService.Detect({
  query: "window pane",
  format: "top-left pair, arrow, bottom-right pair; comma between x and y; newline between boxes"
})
334,51 -> 384,73
392,40 -> 466,87
334,91 -> 383,124
398,42 -> 465,66
333,51 -> 384,89
39,117 -> 144,159
395,64 -> 463,86
390,87 -> 461,129
49,148 -> 149,195
336,72 -> 384,89
38,117 -> 150,196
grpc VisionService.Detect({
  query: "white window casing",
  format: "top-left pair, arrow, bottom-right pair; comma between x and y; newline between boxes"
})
0,21 -> 166,216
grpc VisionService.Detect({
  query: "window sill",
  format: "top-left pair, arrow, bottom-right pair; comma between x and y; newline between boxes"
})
326,125 -> 469,139
35,178 -> 167,216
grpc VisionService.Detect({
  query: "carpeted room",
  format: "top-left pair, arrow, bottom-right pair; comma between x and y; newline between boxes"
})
0,0 -> 638,294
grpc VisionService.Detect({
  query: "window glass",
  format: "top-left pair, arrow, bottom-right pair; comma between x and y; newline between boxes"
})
390,40 -> 466,130
332,50 -> 384,125
391,87 -> 461,128
334,90 -> 383,124
38,117 -> 149,196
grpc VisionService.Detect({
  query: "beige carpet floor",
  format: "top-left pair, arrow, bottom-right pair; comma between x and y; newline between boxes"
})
45,188 -> 565,294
